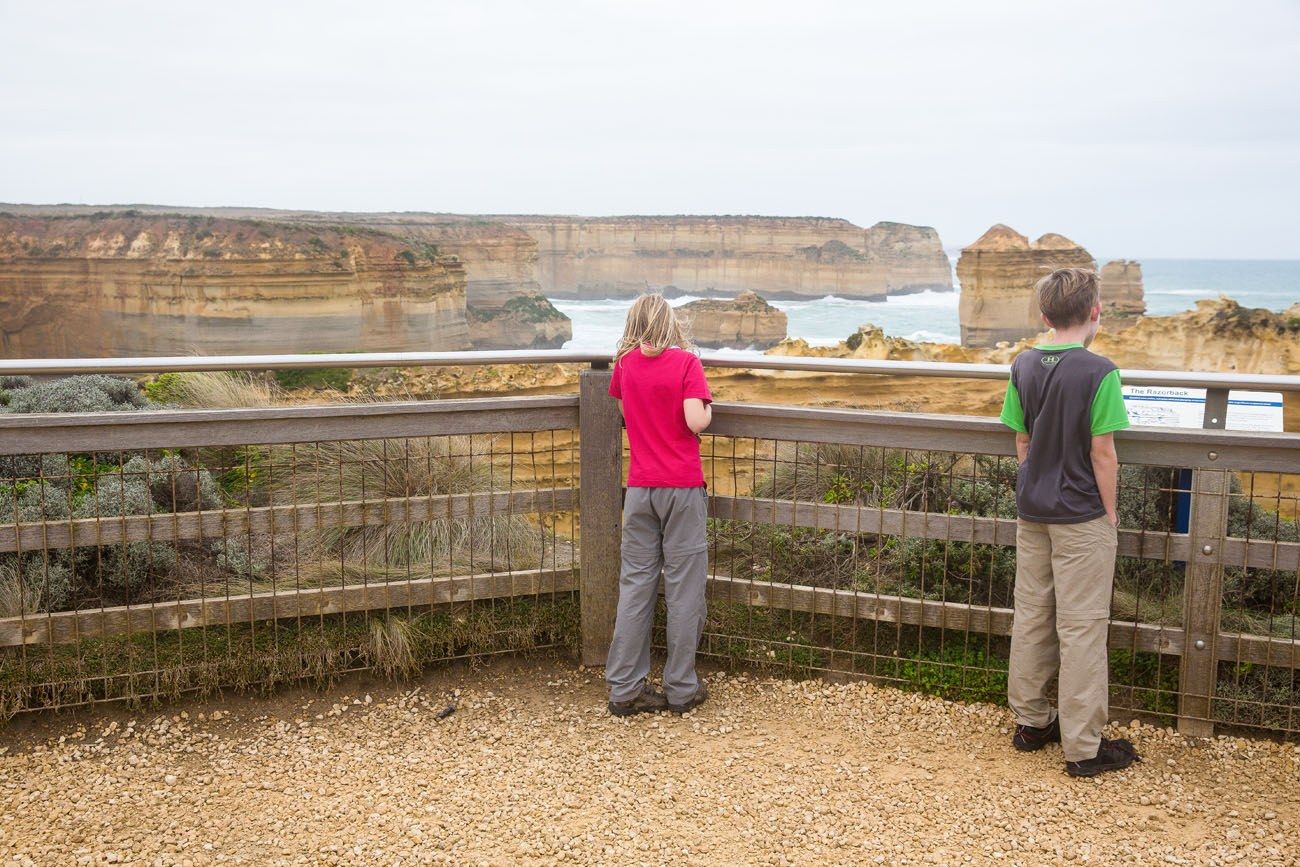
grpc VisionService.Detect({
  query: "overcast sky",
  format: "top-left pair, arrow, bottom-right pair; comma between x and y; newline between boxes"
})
2,1 -> 1298,258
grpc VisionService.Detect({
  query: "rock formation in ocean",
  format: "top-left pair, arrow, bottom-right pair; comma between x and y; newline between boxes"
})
955,224 -> 1096,347
679,290 -> 788,349
489,215 -> 949,301
861,222 -> 953,295
0,214 -> 470,358
1099,259 -> 1146,318
772,297 -> 1300,378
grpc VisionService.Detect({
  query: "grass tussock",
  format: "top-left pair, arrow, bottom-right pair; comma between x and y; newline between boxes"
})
145,371 -> 281,408
268,436 -> 543,580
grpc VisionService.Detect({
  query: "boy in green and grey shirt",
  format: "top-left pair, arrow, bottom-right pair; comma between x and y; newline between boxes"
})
999,267 -> 1141,777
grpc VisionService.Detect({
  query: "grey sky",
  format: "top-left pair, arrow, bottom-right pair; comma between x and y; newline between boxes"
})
2,0 -> 1298,258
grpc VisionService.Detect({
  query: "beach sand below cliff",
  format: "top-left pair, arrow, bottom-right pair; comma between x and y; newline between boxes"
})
3,656 -> 1297,866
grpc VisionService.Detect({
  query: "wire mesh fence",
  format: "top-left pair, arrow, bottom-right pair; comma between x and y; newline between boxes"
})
0,399 -> 581,716
2,372 -> 1298,740
642,425 -> 1300,738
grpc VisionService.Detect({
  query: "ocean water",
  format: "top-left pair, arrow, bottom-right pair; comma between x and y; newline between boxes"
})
554,258 -> 1300,353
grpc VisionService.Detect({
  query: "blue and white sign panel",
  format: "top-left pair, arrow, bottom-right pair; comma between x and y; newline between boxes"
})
1121,386 -> 1284,432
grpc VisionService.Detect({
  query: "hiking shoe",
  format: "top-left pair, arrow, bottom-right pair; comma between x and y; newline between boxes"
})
1066,738 -> 1141,778
1013,717 -> 1062,752
667,682 -> 709,715
608,684 -> 668,717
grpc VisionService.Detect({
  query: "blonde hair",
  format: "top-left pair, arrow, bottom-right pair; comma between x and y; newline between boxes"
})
614,293 -> 692,361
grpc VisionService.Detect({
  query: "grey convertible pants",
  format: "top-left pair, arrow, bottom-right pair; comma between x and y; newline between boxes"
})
605,486 -> 709,706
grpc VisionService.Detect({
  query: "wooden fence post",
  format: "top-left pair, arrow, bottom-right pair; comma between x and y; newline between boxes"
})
579,364 -> 622,667
1178,387 -> 1230,737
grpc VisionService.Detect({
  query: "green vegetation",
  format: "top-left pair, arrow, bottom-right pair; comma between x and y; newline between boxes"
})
273,367 -> 353,391
693,601 -> 1180,714
504,294 -> 567,323
709,442 -> 1300,724
0,597 -> 577,719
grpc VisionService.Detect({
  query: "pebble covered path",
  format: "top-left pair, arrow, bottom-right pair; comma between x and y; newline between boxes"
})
1,658 -> 1298,866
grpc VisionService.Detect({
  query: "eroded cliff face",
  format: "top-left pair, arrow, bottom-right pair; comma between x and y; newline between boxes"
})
494,216 -> 892,301
344,217 -> 571,349
955,224 -> 1096,348
0,215 -> 470,357
1,205 -> 573,351
862,222 -> 953,294
1091,297 -> 1300,374
679,290 -> 788,349
1099,259 -> 1146,319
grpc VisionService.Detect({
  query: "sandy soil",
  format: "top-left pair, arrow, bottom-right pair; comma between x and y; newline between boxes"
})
1,656 -> 1297,867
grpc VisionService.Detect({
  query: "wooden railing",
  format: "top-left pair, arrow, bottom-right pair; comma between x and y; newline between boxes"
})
0,356 -> 1296,738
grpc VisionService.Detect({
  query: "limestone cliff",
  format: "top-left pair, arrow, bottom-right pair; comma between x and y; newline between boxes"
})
955,224 -> 1096,347
861,222 -> 953,294
679,290 -> 788,349
493,216 -> 890,301
343,217 -> 570,349
0,205 -> 572,350
1099,259 -> 1146,318
0,214 -> 470,357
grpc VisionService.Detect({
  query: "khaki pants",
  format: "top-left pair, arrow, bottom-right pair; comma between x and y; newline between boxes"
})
1008,515 -> 1117,761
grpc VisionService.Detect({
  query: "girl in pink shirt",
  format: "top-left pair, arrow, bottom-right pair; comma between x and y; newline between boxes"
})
605,294 -> 713,716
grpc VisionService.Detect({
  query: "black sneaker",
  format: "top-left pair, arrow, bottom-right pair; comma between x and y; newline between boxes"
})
1013,717 -> 1062,752
667,682 -> 708,715
1066,738 -> 1141,778
608,684 -> 668,717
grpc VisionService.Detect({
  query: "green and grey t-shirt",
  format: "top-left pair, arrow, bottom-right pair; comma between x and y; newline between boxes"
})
999,343 -> 1130,524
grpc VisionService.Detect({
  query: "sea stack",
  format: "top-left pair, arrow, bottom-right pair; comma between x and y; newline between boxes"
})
679,290 -> 788,349
862,222 -> 954,295
1099,259 -> 1146,318
956,224 -> 1096,347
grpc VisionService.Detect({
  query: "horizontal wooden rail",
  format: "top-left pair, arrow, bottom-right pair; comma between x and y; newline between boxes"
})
0,396 -> 579,455
708,403 -> 1300,473
708,494 -> 1300,570
0,567 -> 576,647
0,487 -> 575,553
704,574 -> 1299,669
705,574 -> 1181,656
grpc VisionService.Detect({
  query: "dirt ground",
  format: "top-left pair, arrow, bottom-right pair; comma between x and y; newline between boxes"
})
1,656 -> 1298,867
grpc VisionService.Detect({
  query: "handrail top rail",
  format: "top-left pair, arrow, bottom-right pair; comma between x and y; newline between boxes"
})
2,349 -> 1299,392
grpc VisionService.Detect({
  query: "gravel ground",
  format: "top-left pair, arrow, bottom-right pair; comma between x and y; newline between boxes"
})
1,657 -> 1298,867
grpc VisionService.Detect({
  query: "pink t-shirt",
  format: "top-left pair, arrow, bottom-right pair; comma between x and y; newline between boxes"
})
609,347 -> 713,487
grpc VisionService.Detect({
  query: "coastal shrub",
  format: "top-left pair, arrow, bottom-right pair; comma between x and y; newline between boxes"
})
0,377 -> 255,609
3,374 -> 149,414
274,367 -> 352,391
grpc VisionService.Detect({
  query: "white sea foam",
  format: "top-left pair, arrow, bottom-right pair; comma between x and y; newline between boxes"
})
552,259 -> 1300,353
